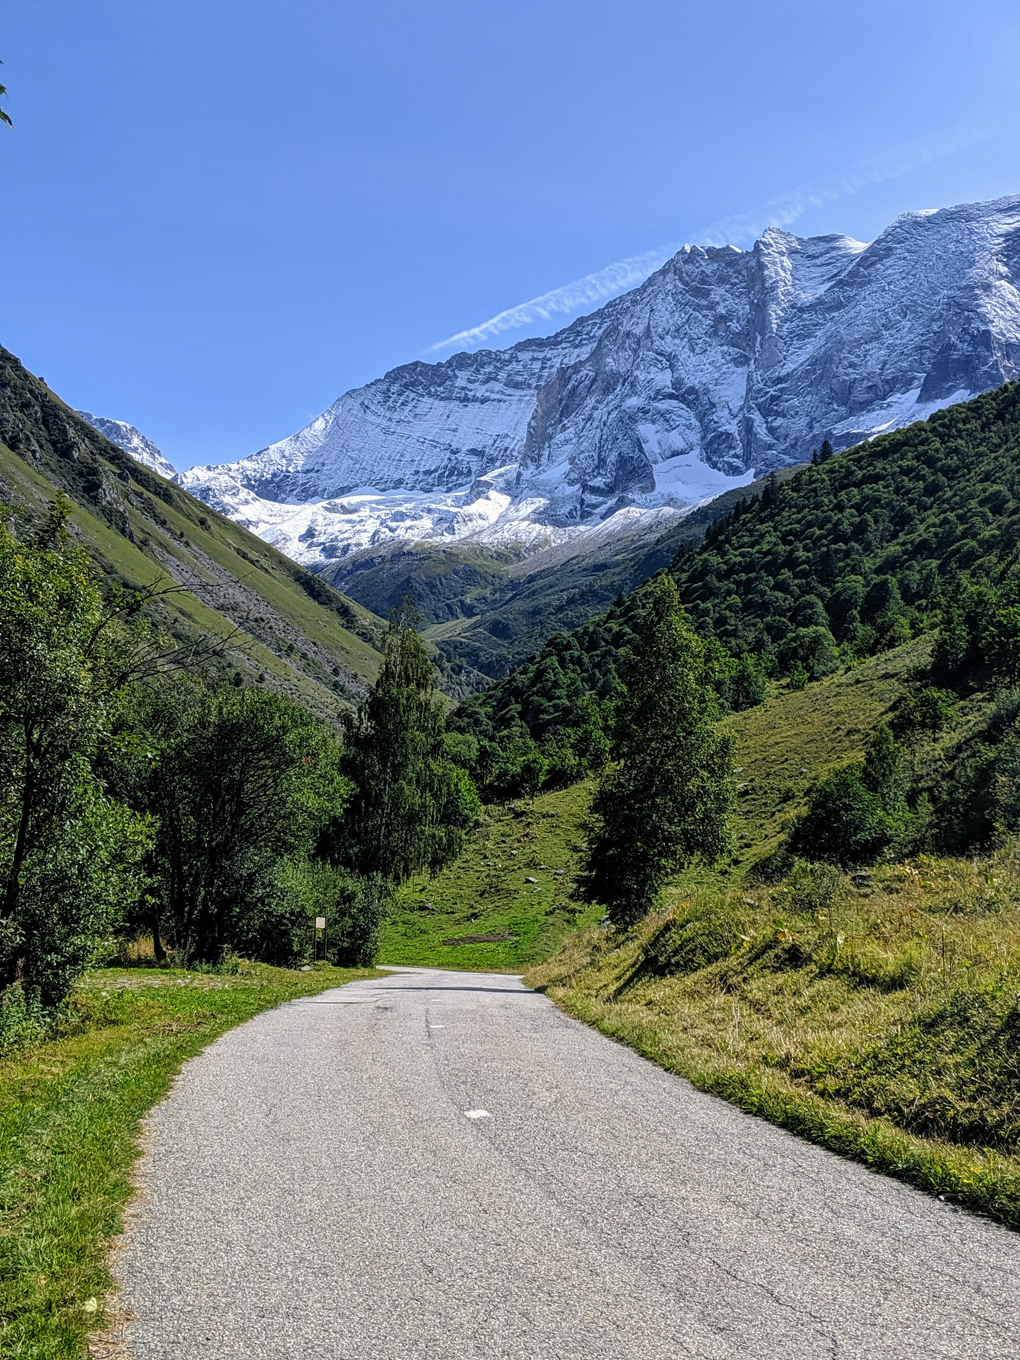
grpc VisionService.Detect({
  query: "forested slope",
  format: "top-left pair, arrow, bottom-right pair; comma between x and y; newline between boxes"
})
321,470 -> 803,695
451,383 -> 1020,769
0,347 -> 384,715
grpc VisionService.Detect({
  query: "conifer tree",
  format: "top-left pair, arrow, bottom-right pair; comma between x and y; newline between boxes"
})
576,576 -> 735,926
330,599 -> 476,882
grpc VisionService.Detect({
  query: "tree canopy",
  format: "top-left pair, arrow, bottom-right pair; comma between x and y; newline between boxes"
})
576,576 -> 734,925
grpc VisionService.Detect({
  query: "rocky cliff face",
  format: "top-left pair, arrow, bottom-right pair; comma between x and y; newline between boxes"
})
180,194 -> 1020,566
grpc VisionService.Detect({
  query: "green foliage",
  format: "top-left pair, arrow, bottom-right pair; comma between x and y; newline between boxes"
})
728,651 -> 769,710
923,688 -> 1020,849
788,724 -> 920,867
779,625 -> 840,679
276,858 -> 383,966
327,604 -> 479,882
787,765 -> 889,868
576,577 -> 735,925
813,987 -> 1020,1153
474,721 -> 548,802
893,685 -> 959,738
0,984 -> 48,1056
109,679 -> 345,965
0,511 -> 151,1005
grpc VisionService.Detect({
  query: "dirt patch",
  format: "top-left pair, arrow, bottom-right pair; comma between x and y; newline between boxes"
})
441,932 -> 515,946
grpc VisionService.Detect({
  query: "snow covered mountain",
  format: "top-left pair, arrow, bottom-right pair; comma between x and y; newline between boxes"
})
77,411 -> 177,481
180,194 -> 1020,567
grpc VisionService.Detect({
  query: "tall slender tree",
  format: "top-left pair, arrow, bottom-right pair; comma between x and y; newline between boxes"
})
328,599 -> 477,882
576,575 -> 734,926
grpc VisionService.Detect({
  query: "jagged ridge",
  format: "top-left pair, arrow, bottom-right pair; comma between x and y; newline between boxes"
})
180,194 -> 1020,566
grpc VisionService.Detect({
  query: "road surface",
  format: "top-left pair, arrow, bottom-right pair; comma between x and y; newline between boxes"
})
114,966 -> 1020,1358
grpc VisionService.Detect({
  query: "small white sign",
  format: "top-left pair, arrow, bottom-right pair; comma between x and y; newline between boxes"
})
315,917 -> 326,930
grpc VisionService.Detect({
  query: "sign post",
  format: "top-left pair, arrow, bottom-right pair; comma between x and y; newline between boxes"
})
314,916 -> 327,964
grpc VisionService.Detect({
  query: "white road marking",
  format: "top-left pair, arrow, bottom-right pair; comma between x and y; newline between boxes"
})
464,1109 -> 492,1120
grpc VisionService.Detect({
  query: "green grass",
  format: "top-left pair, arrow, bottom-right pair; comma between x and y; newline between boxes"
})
380,783 -> 602,970
0,961 -> 380,1359
723,638 -> 934,869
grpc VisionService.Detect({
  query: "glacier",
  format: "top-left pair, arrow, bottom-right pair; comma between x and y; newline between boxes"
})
178,193 -> 1020,567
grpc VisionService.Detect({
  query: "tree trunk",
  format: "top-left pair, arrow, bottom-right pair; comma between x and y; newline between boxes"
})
150,907 -> 167,963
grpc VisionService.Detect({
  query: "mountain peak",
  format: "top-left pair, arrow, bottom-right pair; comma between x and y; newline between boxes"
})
76,411 -> 176,481
180,193 -> 1020,569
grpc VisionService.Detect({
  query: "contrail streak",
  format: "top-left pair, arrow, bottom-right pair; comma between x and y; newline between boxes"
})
425,122 -> 1001,356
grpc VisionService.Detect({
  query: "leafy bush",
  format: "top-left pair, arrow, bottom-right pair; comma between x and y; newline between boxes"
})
0,509 -> 152,1006
788,726 -> 925,867
787,766 -> 891,867
277,858 -> 384,967
109,680 -> 344,966
893,686 -> 959,739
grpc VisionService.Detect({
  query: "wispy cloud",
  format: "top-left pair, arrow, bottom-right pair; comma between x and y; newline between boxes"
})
425,122 -> 1001,356
423,245 -> 678,355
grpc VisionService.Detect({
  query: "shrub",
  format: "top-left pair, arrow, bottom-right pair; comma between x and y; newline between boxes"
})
893,686 -> 959,739
787,765 -> 890,867
786,861 -> 845,915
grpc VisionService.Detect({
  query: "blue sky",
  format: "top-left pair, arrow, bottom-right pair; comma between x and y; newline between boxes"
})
4,0 -> 1020,471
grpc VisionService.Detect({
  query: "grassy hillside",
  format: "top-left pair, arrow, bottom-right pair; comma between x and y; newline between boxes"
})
522,642 -> 1020,1229
0,348 -> 383,714
380,783 -> 600,970
717,638 -> 938,872
380,640 -> 929,972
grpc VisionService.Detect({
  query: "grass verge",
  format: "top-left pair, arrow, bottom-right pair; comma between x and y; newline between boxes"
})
0,961 -> 380,1359
527,849 -> 1020,1230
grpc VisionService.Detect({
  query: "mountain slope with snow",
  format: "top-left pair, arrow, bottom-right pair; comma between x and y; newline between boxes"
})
180,194 -> 1020,566
77,411 -> 177,480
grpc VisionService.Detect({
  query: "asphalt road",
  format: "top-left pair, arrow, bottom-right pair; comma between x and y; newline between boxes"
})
114,966 -> 1020,1359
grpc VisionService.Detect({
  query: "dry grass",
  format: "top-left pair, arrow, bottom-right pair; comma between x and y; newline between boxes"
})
528,845 -> 1020,1227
